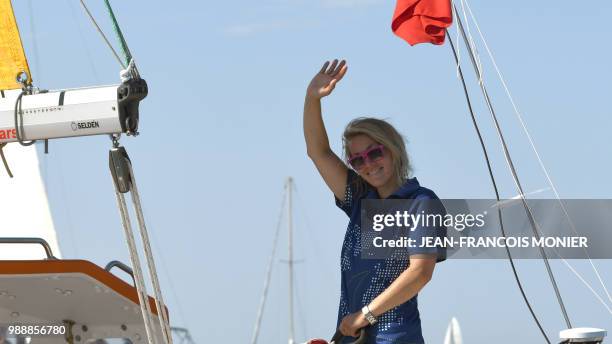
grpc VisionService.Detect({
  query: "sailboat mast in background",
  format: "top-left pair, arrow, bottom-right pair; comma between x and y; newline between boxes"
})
287,177 -> 295,344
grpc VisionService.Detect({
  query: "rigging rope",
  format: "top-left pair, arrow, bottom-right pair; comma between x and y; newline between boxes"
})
150,229 -> 192,331
66,0 -> 102,82
461,0 -> 612,308
101,0 -> 132,66
293,184 -> 336,283
14,89 -> 36,146
78,0 -> 141,80
293,270 -> 309,341
110,142 -> 172,344
109,140 -> 172,344
0,143 -> 13,178
446,31 -> 551,344
457,0 -> 482,83
78,0 -> 126,69
559,258 -> 612,315
127,160 -> 174,344
453,4 -> 573,329
114,179 -> 158,344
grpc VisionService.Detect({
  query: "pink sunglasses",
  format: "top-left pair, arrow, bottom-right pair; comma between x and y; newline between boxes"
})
348,145 -> 385,170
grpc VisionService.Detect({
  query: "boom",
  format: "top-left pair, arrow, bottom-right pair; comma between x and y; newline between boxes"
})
0,78 -> 147,143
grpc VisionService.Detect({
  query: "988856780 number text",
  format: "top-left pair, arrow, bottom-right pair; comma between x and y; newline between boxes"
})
6,324 -> 67,336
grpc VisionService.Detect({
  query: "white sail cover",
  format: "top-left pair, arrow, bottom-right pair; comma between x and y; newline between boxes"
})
0,143 -> 61,259
443,317 -> 463,344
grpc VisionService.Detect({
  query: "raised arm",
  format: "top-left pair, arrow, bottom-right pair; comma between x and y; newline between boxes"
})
304,59 -> 350,201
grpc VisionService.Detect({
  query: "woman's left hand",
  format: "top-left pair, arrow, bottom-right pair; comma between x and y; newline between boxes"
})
339,311 -> 369,338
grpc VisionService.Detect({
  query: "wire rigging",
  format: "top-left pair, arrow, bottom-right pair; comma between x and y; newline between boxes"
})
102,0 -> 132,65
461,0 -> 612,308
66,0 -> 102,82
293,270 -> 309,342
453,4 -> 573,329
293,183 -> 336,283
150,228 -> 192,331
251,187 -> 288,344
78,0 -> 126,69
446,30 -> 551,344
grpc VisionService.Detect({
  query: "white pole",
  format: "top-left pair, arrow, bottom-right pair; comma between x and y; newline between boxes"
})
287,177 -> 295,344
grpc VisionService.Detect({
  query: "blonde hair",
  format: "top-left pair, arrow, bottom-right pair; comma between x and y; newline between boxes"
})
342,117 -> 411,186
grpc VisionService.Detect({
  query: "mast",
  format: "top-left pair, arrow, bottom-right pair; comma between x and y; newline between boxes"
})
287,177 -> 295,344
250,178 -> 298,344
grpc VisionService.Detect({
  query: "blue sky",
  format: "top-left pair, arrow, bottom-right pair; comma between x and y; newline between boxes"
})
9,0 -> 612,343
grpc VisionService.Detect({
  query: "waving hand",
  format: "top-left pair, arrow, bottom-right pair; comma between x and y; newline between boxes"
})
307,59 -> 348,99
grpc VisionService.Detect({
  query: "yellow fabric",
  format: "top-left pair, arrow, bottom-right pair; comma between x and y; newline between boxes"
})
0,0 -> 31,90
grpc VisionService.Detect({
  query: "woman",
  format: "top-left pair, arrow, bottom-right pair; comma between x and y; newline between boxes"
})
303,59 -> 446,344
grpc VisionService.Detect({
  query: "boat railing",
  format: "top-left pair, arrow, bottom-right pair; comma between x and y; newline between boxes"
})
0,237 -> 58,259
105,259 -> 136,286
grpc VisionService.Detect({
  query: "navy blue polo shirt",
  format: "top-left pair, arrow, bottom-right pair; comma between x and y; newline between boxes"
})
335,170 -> 446,344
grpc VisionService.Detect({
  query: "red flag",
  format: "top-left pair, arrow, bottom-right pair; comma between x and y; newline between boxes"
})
392,0 -> 453,46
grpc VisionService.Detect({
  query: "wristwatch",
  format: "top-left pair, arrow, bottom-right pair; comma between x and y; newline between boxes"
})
361,305 -> 378,325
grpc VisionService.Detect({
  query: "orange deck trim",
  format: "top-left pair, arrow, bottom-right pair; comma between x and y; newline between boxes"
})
0,260 -> 168,318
